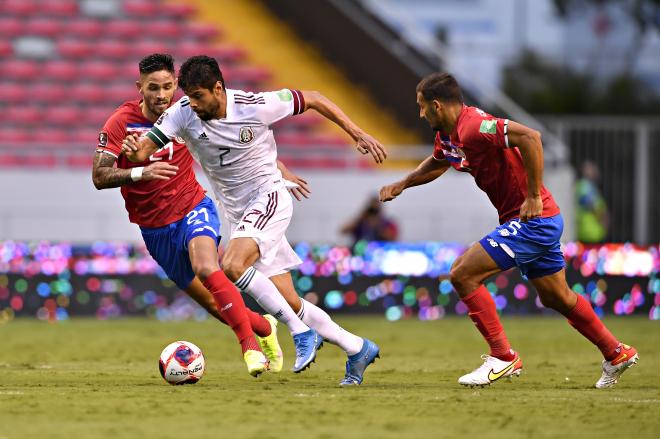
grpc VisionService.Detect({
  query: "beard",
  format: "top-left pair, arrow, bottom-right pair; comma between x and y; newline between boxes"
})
195,100 -> 219,121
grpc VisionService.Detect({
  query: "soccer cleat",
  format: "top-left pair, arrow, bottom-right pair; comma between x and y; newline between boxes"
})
292,328 -> 323,373
243,349 -> 269,377
256,315 -> 284,373
595,343 -> 639,389
339,338 -> 380,386
458,353 -> 523,387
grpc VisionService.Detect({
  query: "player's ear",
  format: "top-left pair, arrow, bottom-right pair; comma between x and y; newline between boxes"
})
214,81 -> 224,95
135,80 -> 143,94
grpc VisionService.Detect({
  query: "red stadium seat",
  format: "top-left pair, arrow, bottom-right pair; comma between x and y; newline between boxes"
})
65,18 -> 103,39
0,0 -> 38,16
57,40 -> 94,59
31,82 -> 67,104
84,106 -> 118,127
130,41 -> 171,58
0,155 -> 21,167
70,128 -> 103,145
161,3 -> 196,19
0,17 -> 23,38
0,82 -> 27,103
123,0 -> 158,17
106,83 -> 140,103
70,83 -> 107,104
0,127 -> 31,144
79,60 -> 118,81
44,106 -> 82,126
30,127 -> 70,146
0,38 -> 13,57
105,20 -> 142,39
185,23 -> 220,40
95,40 -> 132,60
5,106 -> 41,125
1,59 -> 40,80
117,62 -> 140,80
22,154 -> 58,168
40,0 -> 78,16
42,60 -> 78,81
148,20 -> 184,39
23,17 -> 62,37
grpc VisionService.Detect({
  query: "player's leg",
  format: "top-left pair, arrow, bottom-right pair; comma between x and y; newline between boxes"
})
530,268 -> 638,388
185,197 -> 269,376
452,232 -> 524,386
270,271 -> 379,385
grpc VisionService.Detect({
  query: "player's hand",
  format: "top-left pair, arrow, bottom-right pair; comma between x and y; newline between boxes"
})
121,134 -> 142,161
379,182 -> 404,202
143,162 -> 179,181
519,195 -> 543,222
284,177 -> 311,201
356,132 -> 387,164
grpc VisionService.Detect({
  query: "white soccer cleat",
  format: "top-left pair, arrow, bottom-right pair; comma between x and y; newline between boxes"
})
458,353 -> 523,387
595,343 -> 639,389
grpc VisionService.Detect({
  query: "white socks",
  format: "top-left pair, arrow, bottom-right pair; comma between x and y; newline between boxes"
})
234,267 -> 309,335
297,299 -> 363,356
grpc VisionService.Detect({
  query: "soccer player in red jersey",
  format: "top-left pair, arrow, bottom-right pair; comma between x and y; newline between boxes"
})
92,54 -> 280,377
380,73 -> 638,388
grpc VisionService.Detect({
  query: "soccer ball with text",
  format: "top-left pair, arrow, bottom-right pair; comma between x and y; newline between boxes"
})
158,341 -> 205,385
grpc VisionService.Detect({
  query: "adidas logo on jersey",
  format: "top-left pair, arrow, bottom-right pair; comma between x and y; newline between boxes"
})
198,132 -> 209,140
237,225 -> 245,231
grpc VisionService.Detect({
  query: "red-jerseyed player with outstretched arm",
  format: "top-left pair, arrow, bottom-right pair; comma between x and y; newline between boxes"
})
92,53 -> 281,377
380,72 -> 638,388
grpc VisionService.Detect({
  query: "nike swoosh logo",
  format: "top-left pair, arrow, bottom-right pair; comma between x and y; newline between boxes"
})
613,353 -> 628,365
487,361 -> 518,382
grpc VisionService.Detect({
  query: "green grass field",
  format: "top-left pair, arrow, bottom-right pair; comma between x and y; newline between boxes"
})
1,316 -> 659,439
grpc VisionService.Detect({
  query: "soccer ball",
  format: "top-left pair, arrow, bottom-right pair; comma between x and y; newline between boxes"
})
158,341 -> 205,385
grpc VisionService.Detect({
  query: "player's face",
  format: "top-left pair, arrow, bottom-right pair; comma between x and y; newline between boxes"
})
416,92 -> 442,130
137,70 -> 177,119
185,83 -> 224,121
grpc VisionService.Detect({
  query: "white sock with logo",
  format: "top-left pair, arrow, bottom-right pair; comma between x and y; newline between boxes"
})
297,299 -> 363,356
234,266 -> 309,335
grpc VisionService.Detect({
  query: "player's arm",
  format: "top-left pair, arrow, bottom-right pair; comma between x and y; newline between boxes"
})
507,121 -> 544,222
379,155 -> 450,202
121,134 -> 159,163
301,91 -> 387,164
92,151 -> 179,189
277,159 -> 311,201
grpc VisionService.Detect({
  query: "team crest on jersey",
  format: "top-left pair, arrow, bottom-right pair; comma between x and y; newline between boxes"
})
239,126 -> 254,144
98,132 -> 108,147
440,135 -> 471,171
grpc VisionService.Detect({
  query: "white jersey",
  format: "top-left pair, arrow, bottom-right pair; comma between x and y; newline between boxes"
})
147,88 -> 305,223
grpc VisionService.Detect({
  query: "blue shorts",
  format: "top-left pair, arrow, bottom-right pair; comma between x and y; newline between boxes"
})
140,196 -> 221,290
479,214 -> 565,279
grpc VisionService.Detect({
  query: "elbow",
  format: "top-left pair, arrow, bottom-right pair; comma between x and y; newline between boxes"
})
304,90 -> 323,109
92,176 -> 105,190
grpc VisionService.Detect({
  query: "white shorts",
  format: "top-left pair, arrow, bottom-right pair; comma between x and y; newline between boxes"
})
229,187 -> 302,278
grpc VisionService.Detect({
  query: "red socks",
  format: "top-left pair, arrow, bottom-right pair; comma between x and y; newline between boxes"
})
203,270 -> 260,353
246,310 -> 272,338
566,294 -> 620,360
462,285 -> 515,361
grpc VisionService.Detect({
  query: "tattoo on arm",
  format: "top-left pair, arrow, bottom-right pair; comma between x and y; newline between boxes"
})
92,152 -> 134,189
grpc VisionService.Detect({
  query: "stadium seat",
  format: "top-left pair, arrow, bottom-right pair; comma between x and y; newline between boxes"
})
66,153 -> 94,168
23,17 -> 62,38
84,106 -> 119,127
0,17 -> 23,38
0,0 -> 38,16
104,20 -> 142,40
0,40 -> 13,57
95,40 -> 132,60
70,83 -> 108,104
70,128 -> 103,145
79,61 -> 118,81
1,59 -> 40,80
0,127 -> 31,144
40,0 -> 78,17
42,60 -> 78,81
65,18 -> 104,39
130,41 -> 171,58
123,0 -> 158,17
185,23 -> 220,40
44,106 -> 82,126
31,127 -> 71,146
161,2 -> 196,19
0,82 -> 27,103
147,20 -> 185,39
57,40 -> 95,59
5,106 -> 41,125
30,82 -> 67,104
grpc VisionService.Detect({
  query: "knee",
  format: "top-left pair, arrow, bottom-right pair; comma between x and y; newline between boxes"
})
191,260 -> 219,281
449,260 -> 471,294
537,288 -> 574,313
220,257 -> 248,282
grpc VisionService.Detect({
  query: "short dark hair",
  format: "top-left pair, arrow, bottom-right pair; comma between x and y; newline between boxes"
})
416,72 -> 463,104
178,55 -> 225,92
138,53 -> 175,75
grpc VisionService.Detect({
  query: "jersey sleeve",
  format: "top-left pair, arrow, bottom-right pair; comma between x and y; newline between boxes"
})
460,114 -> 510,150
432,133 -> 445,161
96,112 -> 126,158
254,89 -> 305,125
146,98 -> 189,149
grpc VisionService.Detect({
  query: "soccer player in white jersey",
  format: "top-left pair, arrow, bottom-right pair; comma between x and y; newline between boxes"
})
123,55 -> 386,384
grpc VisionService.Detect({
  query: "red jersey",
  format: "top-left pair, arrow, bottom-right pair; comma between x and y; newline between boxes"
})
97,100 -> 206,228
432,105 -> 560,224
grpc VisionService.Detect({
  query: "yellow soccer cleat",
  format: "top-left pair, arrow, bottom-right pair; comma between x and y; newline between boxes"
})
256,315 -> 284,373
243,349 -> 269,377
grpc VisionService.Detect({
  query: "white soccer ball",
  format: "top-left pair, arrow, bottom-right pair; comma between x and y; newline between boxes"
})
158,341 -> 205,385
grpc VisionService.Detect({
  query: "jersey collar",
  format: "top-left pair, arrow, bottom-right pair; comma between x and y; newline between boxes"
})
224,88 -> 235,120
